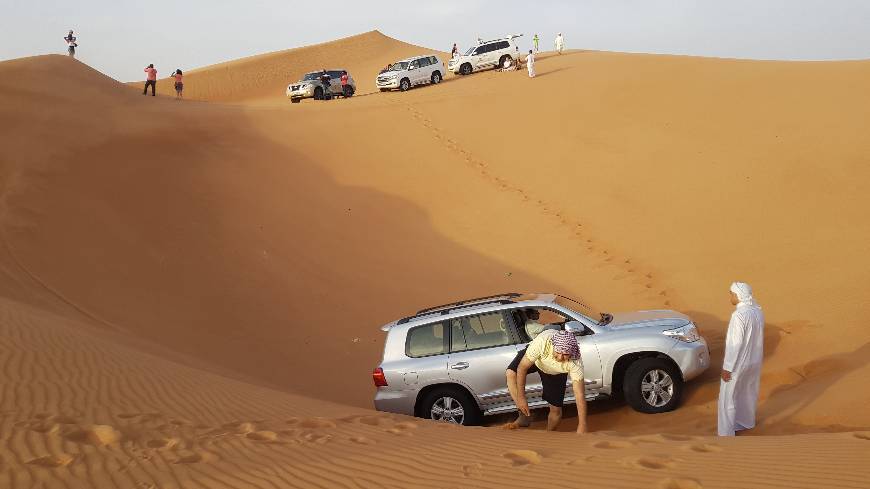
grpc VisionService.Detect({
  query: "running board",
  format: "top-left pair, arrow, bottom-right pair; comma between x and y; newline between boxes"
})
483,394 -> 610,416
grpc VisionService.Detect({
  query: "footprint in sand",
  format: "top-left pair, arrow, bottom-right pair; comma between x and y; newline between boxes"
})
687,443 -> 722,453
64,425 -> 122,446
173,451 -> 206,464
385,428 -> 413,436
636,434 -> 694,443
658,478 -> 703,489
118,413 -> 141,419
503,450 -> 542,466
853,432 -> 870,440
27,454 -> 75,468
299,418 -> 336,429
627,455 -> 677,470
146,437 -> 180,449
356,415 -> 394,427
246,431 -> 278,442
349,435 -> 376,445
302,432 -> 332,444
593,440 -> 635,449
462,462 -> 483,477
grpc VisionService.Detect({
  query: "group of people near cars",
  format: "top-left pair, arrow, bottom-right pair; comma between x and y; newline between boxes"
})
504,282 -> 764,437
449,32 -> 565,79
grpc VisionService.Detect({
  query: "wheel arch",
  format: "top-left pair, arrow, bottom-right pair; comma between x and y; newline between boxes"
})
610,351 -> 682,397
413,382 -> 480,417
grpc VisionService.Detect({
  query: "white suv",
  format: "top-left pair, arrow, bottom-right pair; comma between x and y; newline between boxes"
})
448,36 -> 521,75
376,55 -> 445,92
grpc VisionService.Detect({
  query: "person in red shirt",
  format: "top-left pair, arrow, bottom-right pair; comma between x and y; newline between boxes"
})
143,64 -> 157,96
340,70 -> 350,97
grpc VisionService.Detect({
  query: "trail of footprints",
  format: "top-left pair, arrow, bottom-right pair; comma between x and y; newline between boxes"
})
398,102 -> 672,306
12,411 -> 421,470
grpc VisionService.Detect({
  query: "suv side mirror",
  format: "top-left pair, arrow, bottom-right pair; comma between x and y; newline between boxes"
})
565,321 -> 590,336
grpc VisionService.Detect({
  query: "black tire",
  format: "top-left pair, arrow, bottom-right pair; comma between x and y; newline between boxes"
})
431,71 -> 442,84
290,98 -> 301,104
418,387 -> 481,426
343,86 -> 354,98
379,88 -> 389,92
623,357 -> 683,413
459,63 -> 472,76
399,78 -> 411,92
499,55 -> 511,69
313,87 -> 323,100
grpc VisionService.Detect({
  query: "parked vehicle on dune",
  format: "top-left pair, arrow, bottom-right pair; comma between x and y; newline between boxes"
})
376,55 -> 444,92
373,292 -> 710,425
286,69 -> 356,103
448,35 -> 522,75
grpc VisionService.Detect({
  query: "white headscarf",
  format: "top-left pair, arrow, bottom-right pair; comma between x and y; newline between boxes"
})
730,282 -> 754,304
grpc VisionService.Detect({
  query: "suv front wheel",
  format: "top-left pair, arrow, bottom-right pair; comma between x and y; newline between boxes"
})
459,63 -> 473,76
623,357 -> 683,413
419,387 -> 480,425
399,78 -> 411,92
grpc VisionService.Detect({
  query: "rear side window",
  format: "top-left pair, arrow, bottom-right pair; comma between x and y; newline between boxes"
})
406,322 -> 446,357
496,41 -> 510,50
328,70 -> 343,78
450,312 -> 512,352
418,57 -> 431,67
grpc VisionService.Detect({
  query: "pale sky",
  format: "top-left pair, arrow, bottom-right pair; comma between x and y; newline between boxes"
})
4,0 -> 870,82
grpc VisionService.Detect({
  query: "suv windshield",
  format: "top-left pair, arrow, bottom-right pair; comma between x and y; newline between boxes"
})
554,295 -> 610,325
389,61 -> 409,71
464,45 -> 478,55
302,72 -> 321,81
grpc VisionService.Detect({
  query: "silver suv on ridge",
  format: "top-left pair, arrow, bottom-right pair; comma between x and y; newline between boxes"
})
373,292 -> 710,425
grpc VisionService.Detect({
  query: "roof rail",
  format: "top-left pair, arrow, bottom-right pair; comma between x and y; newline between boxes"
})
397,293 -> 522,325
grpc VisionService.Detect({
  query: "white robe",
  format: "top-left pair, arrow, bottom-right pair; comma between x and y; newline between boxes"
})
718,299 -> 764,436
526,53 -> 536,78
555,35 -> 564,53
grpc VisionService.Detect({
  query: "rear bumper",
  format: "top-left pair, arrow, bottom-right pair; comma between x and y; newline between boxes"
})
373,388 -> 416,416
670,337 -> 710,381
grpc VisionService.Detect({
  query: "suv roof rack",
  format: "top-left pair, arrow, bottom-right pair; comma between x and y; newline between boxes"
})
397,292 -> 522,325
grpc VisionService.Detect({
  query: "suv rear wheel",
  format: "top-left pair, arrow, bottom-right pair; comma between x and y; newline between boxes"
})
313,87 -> 323,100
399,78 -> 411,91
431,71 -> 442,84
419,387 -> 480,426
623,357 -> 683,413
459,63 -> 473,76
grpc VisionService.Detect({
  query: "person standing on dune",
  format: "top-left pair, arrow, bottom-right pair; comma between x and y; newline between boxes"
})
533,34 -> 540,53
526,50 -> 536,78
451,43 -> 459,59
64,30 -> 78,58
143,64 -> 157,96
504,329 -> 587,433
171,69 -> 183,99
555,33 -> 565,54
718,282 -> 764,436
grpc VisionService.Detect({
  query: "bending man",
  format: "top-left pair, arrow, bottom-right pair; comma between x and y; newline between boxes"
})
718,282 -> 764,436
505,329 -> 587,433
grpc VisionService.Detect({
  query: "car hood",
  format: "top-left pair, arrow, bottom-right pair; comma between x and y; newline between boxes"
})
289,80 -> 317,87
378,70 -> 401,77
607,310 -> 691,329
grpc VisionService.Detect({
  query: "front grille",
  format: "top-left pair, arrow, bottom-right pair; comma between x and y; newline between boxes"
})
291,85 -> 300,91
377,77 -> 391,84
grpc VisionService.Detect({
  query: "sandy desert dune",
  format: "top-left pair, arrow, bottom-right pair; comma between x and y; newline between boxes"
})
1,30 -> 870,488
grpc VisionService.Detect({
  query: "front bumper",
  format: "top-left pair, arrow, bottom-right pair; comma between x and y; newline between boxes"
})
376,77 -> 400,89
287,86 -> 315,99
373,388 -> 416,416
669,337 -> 710,382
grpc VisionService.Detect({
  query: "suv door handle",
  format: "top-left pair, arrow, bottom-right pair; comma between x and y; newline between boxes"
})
450,362 -> 469,370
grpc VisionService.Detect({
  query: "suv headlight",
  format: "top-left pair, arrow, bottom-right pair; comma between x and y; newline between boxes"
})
663,323 -> 700,343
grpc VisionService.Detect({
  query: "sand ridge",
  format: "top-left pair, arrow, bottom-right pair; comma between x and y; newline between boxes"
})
1,32 -> 870,488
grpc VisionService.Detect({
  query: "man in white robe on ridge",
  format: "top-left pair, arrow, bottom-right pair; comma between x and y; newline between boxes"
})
718,282 -> 765,436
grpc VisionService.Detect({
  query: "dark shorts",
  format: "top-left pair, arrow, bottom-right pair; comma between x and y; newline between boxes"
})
175,82 -> 183,91
507,347 -> 568,407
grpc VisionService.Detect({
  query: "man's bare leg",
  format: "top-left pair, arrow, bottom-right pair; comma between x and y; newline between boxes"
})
503,370 -> 531,429
547,406 -> 563,431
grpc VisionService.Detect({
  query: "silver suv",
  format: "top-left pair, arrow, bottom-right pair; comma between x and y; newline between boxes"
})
376,55 -> 444,92
373,293 -> 710,425
286,69 -> 356,103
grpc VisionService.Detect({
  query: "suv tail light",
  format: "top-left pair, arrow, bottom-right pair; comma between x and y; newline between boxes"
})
372,367 -> 388,387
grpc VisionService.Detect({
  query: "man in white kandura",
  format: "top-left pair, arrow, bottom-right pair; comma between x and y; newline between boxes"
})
526,50 -> 536,78
555,33 -> 565,54
718,282 -> 764,436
